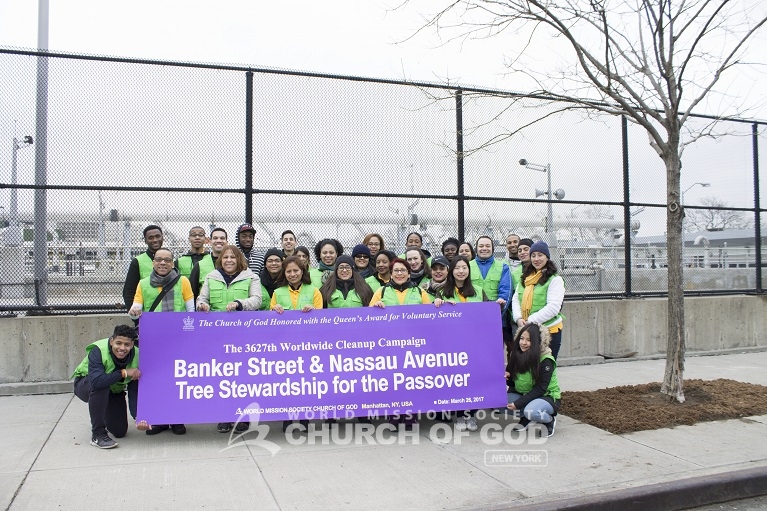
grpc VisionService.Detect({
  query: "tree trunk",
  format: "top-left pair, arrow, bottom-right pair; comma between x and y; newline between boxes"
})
661,146 -> 686,403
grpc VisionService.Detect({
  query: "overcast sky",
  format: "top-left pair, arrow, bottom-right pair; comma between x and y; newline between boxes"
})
1,1 -> 765,240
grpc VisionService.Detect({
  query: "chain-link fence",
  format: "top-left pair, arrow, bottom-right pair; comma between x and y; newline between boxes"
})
0,48 -> 764,314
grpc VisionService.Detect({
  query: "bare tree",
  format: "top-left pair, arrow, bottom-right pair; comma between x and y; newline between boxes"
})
413,1 -> 767,402
685,196 -> 753,232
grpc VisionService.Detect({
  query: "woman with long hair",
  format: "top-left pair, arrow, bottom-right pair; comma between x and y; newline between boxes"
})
506,322 -> 561,437
434,255 -> 487,431
511,241 -> 565,359
362,233 -> 385,260
320,255 -> 374,308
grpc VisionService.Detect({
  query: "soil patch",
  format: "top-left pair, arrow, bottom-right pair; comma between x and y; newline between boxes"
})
560,379 -> 767,434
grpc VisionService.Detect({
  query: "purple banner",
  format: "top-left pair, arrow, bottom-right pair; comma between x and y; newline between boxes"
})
137,302 -> 506,423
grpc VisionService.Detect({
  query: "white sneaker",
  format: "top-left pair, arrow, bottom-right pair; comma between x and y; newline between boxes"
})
466,417 -> 478,432
454,417 -> 467,431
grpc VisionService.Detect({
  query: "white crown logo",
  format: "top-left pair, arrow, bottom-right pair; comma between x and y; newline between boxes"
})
182,316 -> 195,331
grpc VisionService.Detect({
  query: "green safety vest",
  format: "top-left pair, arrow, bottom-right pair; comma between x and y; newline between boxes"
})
207,278 -> 252,312
137,253 -> 153,280
469,259 -> 504,301
365,275 -> 382,293
259,284 -> 271,311
511,264 -> 523,293
380,286 -> 424,306
273,284 -> 317,310
514,274 -> 564,328
138,276 -> 185,312
309,268 -> 328,288
176,254 -> 201,279
328,288 -> 364,308
197,254 -> 215,287
442,290 -> 483,304
512,353 -> 561,400
72,338 -> 139,394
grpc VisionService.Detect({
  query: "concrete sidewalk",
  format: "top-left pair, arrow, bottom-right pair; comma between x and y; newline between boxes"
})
2,352 -> 767,511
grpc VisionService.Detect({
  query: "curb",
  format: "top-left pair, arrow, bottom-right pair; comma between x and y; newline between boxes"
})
0,380 -> 71,396
515,465 -> 767,511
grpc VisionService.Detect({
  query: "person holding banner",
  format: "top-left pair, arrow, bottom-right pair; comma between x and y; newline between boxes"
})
271,256 -> 323,313
434,255 -> 488,431
370,258 -> 431,307
72,324 -> 148,449
320,255 -> 374,308
511,240 -> 565,360
196,245 -> 262,434
506,322 -> 560,437
128,247 -> 194,436
370,258 -> 430,428
310,238 -> 343,287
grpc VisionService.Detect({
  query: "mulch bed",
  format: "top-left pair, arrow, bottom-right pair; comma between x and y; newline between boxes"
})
560,379 -> 767,434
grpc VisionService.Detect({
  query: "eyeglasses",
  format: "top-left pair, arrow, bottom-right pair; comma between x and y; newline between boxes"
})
367,242 -> 380,247
337,265 -> 353,271
354,254 -> 369,259
154,257 -> 173,263
391,268 -> 409,274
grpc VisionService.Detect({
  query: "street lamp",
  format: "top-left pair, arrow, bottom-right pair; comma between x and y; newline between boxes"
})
519,159 -> 565,233
681,182 -> 711,206
8,135 -> 34,246
681,182 -> 711,268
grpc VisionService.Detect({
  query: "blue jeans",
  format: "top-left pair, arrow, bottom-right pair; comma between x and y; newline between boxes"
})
507,392 -> 554,423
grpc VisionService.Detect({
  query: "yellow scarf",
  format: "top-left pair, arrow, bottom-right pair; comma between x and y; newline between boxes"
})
521,270 -> 542,320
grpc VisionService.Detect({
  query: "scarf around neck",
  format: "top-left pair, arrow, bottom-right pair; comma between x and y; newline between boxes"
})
149,268 -> 180,312
521,270 -> 543,320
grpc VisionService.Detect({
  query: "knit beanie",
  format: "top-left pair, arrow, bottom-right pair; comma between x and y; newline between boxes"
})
529,240 -> 551,259
351,244 -> 372,259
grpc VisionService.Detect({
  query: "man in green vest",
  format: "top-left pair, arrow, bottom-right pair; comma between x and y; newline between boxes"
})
175,226 -> 208,279
122,224 -> 164,311
189,227 -> 227,299
72,324 -> 148,449
128,248 -> 193,436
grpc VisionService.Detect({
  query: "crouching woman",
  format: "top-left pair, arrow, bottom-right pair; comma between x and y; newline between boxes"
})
505,323 -> 561,437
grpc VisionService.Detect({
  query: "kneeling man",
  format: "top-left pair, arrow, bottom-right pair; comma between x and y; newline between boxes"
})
72,324 -> 148,448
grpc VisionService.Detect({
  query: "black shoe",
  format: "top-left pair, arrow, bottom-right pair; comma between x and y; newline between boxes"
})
145,424 -> 170,436
217,422 -> 233,433
90,433 -> 118,449
171,424 -> 186,435
234,421 -> 250,433
514,417 -> 530,431
544,417 -> 556,437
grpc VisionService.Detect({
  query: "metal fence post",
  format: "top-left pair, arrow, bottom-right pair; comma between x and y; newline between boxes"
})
622,116 -> 632,296
245,71 -> 254,225
753,122 -> 762,293
456,89 -> 465,242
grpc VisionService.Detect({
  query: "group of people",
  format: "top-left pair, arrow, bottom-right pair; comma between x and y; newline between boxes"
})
74,224 -> 564,448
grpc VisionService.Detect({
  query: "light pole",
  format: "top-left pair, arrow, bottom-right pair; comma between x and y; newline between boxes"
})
681,182 -> 711,207
8,135 -> 34,247
681,182 -> 711,268
519,159 -> 553,233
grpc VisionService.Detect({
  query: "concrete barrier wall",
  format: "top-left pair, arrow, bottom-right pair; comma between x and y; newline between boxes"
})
1,295 -> 766,383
